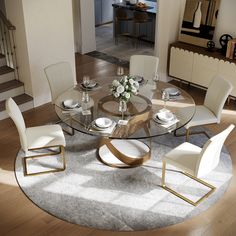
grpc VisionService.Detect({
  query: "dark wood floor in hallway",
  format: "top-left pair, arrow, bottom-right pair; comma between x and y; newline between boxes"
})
0,54 -> 236,236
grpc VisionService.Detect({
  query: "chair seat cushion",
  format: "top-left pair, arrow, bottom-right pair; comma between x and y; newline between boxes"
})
185,105 -> 217,129
26,124 -> 65,150
164,142 -> 202,176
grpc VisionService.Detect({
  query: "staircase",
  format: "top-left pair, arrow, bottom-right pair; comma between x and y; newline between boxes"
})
0,11 -> 33,120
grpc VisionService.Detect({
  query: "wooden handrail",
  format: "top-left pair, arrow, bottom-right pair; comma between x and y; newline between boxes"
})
0,10 -> 15,30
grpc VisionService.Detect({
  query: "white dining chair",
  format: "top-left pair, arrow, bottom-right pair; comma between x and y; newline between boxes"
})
6,98 -> 66,176
129,55 -> 159,81
44,61 -> 76,135
175,76 -> 233,141
162,124 -> 234,206
44,61 -> 76,104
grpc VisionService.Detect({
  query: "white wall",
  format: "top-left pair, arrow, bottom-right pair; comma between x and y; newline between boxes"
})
73,0 -> 96,54
5,0 -> 33,96
6,0 -> 76,107
155,0 -> 186,81
214,0 -> 236,47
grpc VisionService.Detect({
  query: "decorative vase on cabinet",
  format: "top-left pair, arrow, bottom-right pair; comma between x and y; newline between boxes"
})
193,1 -> 202,28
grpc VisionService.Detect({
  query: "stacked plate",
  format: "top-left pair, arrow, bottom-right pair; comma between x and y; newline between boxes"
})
81,80 -> 98,90
163,87 -> 181,96
153,110 -> 176,124
92,117 -> 114,131
62,99 -> 80,110
134,75 -> 144,85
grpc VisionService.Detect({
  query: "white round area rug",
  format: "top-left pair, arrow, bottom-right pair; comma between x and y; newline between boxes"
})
15,127 -> 233,231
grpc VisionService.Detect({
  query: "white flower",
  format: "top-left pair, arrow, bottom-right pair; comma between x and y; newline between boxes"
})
133,81 -> 139,89
129,78 -> 134,85
117,85 -> 125,94
131,87 -> 137,94
114,92 -> 120,98
112,79 -> 120,87
125,93 -> 131,99
125,85 -> 129,89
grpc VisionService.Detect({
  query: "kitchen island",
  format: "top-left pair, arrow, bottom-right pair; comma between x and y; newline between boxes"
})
112,0 -> 158,42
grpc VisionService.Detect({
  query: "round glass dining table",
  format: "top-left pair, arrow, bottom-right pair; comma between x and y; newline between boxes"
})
55,78 -> 195,167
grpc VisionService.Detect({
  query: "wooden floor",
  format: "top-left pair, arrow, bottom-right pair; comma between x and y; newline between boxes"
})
1,54 -> 236,236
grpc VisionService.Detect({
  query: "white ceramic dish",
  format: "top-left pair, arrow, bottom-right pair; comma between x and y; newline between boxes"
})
82,80 -> 97,88
134,75 -> 144,83
153,111 -> 175,124
164,87 -> 180,96
95,117 -> 113,129
63,100 -> 79,109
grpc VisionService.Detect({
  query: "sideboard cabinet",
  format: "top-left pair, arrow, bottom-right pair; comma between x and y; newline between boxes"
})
169,42 -> 236,97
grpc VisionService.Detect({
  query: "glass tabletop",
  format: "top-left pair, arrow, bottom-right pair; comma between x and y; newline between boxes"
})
55,78 -> 195,139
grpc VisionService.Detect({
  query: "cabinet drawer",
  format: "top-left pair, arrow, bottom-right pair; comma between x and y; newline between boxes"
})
192,54 -> 219,87
169,47 -> 193,82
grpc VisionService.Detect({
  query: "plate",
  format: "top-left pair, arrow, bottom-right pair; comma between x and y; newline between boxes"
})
134,75 -> 144,84
62,100 -> 79,109
153,111 -> 175,124
163,87 -> 180,96
82,80 -> 97,89
95,117 -> 113,129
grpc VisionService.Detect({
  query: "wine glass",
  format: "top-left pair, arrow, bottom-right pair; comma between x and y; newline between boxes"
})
82,75 -> 90,88
153,73 -> 159,82
162,90 -> 169,110
118,100 -> 127,120
82,91 -> 90,110
117,66 -> 124,76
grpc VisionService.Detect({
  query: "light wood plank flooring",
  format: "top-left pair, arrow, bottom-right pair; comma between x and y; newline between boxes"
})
0,54 -> 236,236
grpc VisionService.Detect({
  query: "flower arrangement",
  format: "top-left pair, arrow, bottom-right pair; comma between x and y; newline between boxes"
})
111,75 -> 139,102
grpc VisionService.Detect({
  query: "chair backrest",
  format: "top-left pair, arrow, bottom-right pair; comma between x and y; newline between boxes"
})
129,55 -> 159,81
196,124 -> 234,178
6,98 -> 28,152
204,76 -> 233,123
44,62 -> 75,104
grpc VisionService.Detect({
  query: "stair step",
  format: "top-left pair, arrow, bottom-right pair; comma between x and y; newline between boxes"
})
0,66 -> 15,83
0,65 -> 14,75
0,80 -> 24,101
0,94 -> 33,112
0,94 -> 34,120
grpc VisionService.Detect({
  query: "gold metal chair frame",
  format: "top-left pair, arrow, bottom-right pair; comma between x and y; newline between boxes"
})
174,126 -> 211,142
23,145 -> 66,176
161,161 -> 216,206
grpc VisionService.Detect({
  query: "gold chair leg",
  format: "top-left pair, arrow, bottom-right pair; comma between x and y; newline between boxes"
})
174,127 -> 211,142
161,162 -> 216,206
23,145 -> 66,176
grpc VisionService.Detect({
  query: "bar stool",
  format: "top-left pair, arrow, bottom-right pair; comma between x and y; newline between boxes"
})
133,11 -> 152,47
114,8 -> 133,45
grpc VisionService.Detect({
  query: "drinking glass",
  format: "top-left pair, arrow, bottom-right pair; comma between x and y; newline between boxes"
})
117,66 -> 124,76
82,75 -> 90,88
153,73 -> 159,82
82,91 -> 90,110
118,100 -> 127,120
162,90 -> 169,109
